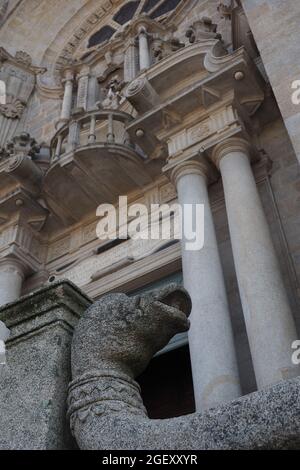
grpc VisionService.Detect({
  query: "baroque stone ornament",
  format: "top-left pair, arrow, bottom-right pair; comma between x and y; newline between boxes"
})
186,17 -> 219,43
0,95 -> 25,119
68,284 -> 300,450
0,146 -> 9,162
14,51 -> 33,67
6,132 -> 40,158
101,76 -> 124,110
217,1 -> 233,18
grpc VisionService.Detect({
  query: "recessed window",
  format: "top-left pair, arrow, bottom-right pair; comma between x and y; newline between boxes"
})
86,0 -> 183,50
88,25 -> 116,48
113,1 -> 141,25
150,0 -> 182,19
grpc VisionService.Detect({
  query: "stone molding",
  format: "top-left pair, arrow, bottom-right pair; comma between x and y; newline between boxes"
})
68,370 -> 147,435
0,280 -> 91,343
0,220 -> 46,274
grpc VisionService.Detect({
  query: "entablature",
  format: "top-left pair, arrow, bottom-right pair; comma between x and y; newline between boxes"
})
125,44 -> 264,162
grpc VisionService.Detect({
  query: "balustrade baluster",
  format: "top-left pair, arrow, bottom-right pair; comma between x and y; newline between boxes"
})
54,134 -> 63,160
107,113 -> 115,144
67,120 -> 80,152
88,114 -> 96,144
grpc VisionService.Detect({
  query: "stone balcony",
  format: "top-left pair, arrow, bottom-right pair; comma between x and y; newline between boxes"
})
43,109 -> 154,224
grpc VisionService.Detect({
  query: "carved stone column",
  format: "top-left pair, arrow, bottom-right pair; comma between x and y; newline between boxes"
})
0,258 -> 26,306
171,160 -> 241,410
76,66 -> 90,111
138,26 -> 151,71
60,69 -> 74,123
211,137 -> 300,389
124,39 -> 139,82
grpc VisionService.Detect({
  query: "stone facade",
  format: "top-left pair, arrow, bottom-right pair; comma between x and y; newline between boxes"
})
0,0 -> 299,449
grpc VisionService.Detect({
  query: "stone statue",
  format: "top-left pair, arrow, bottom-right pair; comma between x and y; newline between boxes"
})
101,76 -> 123,110
68,284 -> 300,450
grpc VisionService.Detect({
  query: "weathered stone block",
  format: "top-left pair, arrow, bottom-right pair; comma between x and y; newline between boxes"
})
0,280 -> 91,450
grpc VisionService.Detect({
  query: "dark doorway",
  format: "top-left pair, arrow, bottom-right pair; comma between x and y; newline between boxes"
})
137,345 -> 195,419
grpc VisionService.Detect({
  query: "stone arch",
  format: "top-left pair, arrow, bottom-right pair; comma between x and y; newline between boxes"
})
37,0 -> 199,97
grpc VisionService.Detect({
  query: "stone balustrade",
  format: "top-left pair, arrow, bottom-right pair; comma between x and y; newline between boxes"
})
50,109 -> 134,163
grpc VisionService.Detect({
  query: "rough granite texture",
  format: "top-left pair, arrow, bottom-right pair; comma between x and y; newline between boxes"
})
0,280 -> 91,450
68,285 -> 300,450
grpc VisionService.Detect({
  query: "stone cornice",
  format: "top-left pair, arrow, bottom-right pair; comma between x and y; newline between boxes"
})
125,45 -> 264,160
0,280 -> 91,344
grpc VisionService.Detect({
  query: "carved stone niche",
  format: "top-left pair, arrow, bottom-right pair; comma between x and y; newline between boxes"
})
0,48 -> 46,148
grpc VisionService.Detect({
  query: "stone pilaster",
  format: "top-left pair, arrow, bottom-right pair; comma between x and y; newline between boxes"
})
241,0 -> 300,165
0,280 -> 91,450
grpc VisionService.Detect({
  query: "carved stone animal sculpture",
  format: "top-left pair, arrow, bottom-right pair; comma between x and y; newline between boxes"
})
68,284 -> 300,450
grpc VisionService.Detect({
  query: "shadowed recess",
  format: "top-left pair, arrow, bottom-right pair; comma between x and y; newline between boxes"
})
88,25 -> 116,48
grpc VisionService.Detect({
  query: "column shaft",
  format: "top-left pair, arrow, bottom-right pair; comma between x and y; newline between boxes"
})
138,29 -> 151,71
174,162 -> 241,410
0,259 -> 25,306
61,76 -> 74,122
215,139 -> 300,388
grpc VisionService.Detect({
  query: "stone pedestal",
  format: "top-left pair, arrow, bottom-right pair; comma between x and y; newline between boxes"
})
0,281 -> 91,450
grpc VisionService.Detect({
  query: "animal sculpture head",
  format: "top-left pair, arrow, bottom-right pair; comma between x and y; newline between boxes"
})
72,284 -> 192,378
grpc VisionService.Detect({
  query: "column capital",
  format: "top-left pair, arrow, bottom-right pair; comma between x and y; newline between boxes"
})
170,159 -> 215,186
76,65 -> 90,81
62,68 -> 74,84
0,257 -> 26,280
211,137 -> 252,169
